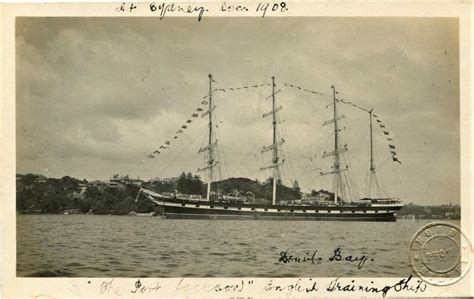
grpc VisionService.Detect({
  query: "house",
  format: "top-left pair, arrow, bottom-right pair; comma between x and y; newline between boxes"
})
129,179 -> 144,186
35,175 -> 47,184
107,180 -> 119,187
302,191 -> 331,203
88,180 -> 106,188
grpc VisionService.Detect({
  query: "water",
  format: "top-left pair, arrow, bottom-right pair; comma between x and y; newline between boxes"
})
16,215 -> 458,277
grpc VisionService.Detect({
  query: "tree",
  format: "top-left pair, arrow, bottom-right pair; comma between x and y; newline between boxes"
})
22,174 -> 38,185
59,176 -> 79,190
78,198 -> 92,214
292,180 -> 301,193
191,175 -> 203,194
176,172 -> 204,194
177,172 -> 188,193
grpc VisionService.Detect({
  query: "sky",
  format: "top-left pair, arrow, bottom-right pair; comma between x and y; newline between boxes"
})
16,17 -> 460,205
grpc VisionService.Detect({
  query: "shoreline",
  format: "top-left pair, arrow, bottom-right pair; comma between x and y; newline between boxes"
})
16,212 -> 460,221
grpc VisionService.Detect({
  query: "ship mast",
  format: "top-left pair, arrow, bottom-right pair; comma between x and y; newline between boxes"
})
198,74 -> 218,201
367,108 -> 383,199
369,108 -> 375,173
261,76 -> 284,205
320,85 -> 348,204
332,86 -> 342,203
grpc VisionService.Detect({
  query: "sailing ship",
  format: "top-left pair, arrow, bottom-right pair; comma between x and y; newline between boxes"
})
124,74 -> 403,221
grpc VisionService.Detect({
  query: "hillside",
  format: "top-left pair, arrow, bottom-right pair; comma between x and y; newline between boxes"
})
15,173 -> 460,219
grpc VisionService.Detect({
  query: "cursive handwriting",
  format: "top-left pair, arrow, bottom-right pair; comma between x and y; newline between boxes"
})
115,2 -> 289,21
279,250 -> 323,264
279,248 -> 373,269
328,247 -> 373,269
264,278 -> 319,297
149,2 -> 207,21
130,279 -> 161,293
263,276 -> 427,297
93,276 -> 427,297
327,275 -> 427,297
175,278 -> 253,293
99,278 -> 123,296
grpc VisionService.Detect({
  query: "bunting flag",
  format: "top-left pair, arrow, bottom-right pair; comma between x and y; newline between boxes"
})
373,115 -> 402,164
147,81 -> 264,159
282,82 -> 325,96
147,81 -> 396,162
330,95 -> 370,112
207,83 -> 270,94
287,81 -> 372,111
329,94 -> 401,165
341,100 -> 369,112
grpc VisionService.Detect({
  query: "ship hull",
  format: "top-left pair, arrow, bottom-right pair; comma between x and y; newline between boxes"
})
163,207 -> 396,221
143,192 -> 402,222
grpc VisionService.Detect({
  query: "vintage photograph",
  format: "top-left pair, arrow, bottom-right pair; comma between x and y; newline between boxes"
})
15,16 -> 460,279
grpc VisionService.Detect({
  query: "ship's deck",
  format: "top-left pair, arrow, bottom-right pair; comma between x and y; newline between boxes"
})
147,194 -> 403,211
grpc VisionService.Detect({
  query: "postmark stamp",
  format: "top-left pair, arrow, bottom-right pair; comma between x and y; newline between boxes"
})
409,222 -> 472,285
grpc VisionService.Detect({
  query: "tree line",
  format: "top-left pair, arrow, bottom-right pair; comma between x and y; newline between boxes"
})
16,173 -> 459,219
16,172 -> 303,214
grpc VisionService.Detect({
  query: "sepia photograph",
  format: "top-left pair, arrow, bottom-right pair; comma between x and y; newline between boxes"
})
2,3 -> 471,297
14,16 -> 463,279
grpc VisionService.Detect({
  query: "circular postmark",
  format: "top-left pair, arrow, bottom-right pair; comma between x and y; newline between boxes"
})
409,222 -> 472,286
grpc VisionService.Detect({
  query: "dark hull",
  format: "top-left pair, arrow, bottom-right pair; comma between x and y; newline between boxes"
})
144,193 -> 403,222
164,207 -> 396,221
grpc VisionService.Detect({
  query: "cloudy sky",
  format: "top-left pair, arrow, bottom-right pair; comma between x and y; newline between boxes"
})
16,17 -> 459,205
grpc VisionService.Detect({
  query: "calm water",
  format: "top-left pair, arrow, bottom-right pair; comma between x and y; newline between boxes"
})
16,215 -> 458,277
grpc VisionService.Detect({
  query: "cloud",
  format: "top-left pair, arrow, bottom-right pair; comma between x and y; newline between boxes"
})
16,17 -> 459,205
